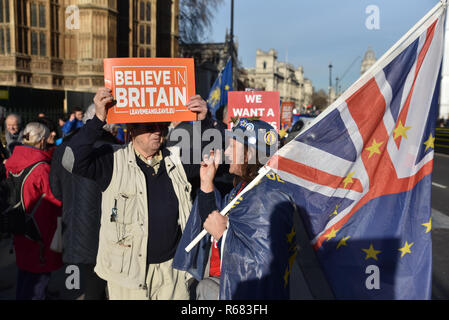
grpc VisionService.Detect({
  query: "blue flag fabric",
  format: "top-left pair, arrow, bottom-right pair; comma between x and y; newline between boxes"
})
207,59 -> 233,120
173,175 -> 297,300
266,6 -> 445,299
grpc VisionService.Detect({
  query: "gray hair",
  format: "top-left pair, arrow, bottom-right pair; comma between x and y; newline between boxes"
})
5,113 -> 22,126
83,104 -> 96,124
22,122 -> 49,146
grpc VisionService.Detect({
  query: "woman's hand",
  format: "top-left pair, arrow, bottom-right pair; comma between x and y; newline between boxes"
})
203,210 -> 228,241
200,149 -> 221,193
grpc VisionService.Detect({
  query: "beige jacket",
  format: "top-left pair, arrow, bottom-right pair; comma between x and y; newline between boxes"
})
94,143 -> 193,289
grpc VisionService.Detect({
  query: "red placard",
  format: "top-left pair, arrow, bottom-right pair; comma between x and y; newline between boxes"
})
227,91 -> 280,130
104,58 -> 196,123
280,101 -> 295,128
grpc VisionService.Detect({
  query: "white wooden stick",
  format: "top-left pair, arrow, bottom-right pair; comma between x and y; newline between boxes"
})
184,166 -> 271,252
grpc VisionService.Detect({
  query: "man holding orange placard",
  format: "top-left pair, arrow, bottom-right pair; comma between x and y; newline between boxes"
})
61,79 -> 212,299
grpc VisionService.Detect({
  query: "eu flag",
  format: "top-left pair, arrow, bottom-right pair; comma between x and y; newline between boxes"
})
266,3 -> 445,299
207,58 -> 233,120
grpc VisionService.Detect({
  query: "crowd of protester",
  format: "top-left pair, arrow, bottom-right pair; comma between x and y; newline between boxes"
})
0,104 -> 132,300
0,94 -> 310,300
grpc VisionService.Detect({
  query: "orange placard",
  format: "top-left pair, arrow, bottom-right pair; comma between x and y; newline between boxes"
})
104,58 -> 196,123
280,101 -> 295,128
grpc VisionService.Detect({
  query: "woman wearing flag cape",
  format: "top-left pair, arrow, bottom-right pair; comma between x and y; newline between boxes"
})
173,118 -> 298,300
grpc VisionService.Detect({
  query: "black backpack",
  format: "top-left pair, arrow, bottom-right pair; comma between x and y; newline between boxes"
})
0,161 -> 47,242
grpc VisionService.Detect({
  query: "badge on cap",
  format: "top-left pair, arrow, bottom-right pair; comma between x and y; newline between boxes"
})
238,119 -> 248,128
245,123 -> 255,132
264,131 -> 277,146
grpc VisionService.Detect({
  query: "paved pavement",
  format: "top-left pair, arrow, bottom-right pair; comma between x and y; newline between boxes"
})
430,153 -> 449,300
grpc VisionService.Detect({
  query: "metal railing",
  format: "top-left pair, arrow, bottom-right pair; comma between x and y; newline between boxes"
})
435,128 -> 449,155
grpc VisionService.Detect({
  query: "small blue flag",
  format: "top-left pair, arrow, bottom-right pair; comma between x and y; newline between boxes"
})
207,58 -> 233,120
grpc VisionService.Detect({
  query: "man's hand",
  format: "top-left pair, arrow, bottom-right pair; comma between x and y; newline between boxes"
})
187,95 -> 208,121
93,87 -> 116,122
200,149 -> 221,193
203,210 -> 228,241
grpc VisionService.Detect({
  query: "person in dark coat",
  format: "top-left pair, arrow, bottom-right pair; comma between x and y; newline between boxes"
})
4,122 -> 63,300
49,105 -> 119,300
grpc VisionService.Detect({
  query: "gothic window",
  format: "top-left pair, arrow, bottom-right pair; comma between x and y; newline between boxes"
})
39,31 -> 46,56
140,1 -> 145,21
39,3 -> 46,28
17,0 -> 28,54
146,2 -> 151,21
146,25 -> 150,44
136,0 -> 151,57
0,0 -> 10,55
30,3 -> 37,26
263,61 -> 267,70
31,31 -> 38,55
0,28 -> 4,54
29,1 -> 47,56
140,25 -> 144,44
50,1 -> 60,58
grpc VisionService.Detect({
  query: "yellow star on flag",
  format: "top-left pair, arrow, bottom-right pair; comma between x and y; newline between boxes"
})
365,139 -> 384,158
423,133 -> 435,152
224,84 -> 230,90
286,227 -> 296,243
398,241 -> 414,258
343,172 -> 355,189
393,121 -> 412,140
362,244 -> 381,261
329,204 -> 340,217
337,236 -> 350,249
325,227 -> 339,242
422,218 -> 432,233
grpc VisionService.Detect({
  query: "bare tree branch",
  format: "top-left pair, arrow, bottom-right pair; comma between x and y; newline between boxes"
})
179,0 -> 224,44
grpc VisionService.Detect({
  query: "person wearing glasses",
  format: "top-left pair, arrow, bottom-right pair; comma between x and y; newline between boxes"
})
61,87 -> 212,300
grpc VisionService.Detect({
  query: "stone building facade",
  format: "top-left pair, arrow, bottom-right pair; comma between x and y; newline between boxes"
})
179,32 -> 238,100
0,0 -> 179,121
242,48 -> 313,109
360,46 -> 376,75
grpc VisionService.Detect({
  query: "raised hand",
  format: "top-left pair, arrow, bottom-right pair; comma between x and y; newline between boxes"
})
200,149 -> 221,193
186,95 -> 208,121
93,87 -> 116,122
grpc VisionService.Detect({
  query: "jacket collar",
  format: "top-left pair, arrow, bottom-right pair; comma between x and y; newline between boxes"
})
126,142 -> 175,171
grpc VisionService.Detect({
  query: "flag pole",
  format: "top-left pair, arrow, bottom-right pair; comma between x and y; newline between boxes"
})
185,166 -> 271,252
185,1 -> 447,254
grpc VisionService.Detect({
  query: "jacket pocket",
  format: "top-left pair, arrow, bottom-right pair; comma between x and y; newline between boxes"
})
115,193 -> 138,225
103,240 -> 133,275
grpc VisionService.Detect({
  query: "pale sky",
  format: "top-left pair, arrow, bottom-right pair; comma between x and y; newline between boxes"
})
207,0 -> 440,92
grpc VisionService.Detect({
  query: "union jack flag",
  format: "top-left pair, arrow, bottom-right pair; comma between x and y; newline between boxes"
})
267,4 -> 446,299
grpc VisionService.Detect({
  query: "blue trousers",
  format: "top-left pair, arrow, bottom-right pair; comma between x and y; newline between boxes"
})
16,269 -> 51,300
